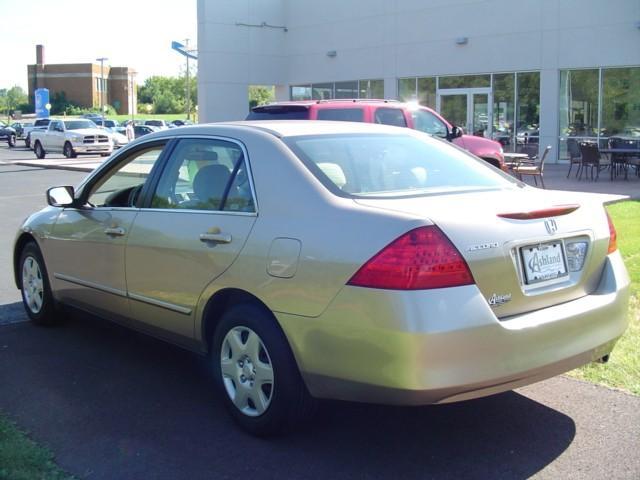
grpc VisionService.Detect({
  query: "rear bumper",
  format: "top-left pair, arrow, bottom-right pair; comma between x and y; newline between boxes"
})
277,252 -> 630,405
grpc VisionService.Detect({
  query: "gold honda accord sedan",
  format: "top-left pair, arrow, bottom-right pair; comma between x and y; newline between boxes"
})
14,121 -> 630,435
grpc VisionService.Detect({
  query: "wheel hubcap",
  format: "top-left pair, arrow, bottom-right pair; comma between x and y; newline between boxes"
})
22,256 -> 44,314
220,326 -> 274,417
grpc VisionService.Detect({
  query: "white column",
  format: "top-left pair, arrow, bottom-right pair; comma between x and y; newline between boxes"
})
384,76 -> 397,100
539,69 -> 560,163
275,84 -> 289,101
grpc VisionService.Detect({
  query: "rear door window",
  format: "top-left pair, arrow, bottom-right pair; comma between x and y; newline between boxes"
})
246,106 -> 310,120
316,108 -> 364,122
374,108 -> 407,127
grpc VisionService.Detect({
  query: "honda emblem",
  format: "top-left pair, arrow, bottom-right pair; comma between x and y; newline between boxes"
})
544,219 -> 558,235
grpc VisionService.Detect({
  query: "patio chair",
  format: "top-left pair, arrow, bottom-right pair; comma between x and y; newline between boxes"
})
578,142 -> 606,181
608,137 -> 635,179
566,138 -> 582,178
513,145 -> 551,188
516,143 -> 538,160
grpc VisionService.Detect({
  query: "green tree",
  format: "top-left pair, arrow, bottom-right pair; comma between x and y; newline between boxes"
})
138,75 -> 197,114
249,86 -> 274,109
0,85 -> 28,118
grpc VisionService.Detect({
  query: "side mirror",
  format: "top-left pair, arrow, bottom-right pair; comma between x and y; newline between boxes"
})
47,186 -> 75,207
450,125 -> 464,139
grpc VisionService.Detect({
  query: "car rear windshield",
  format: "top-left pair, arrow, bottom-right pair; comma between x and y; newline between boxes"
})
246,105 -> 310,120
284,133 -> 516,198
316,108 -> 364,122
64,120 -> 96,130
35,119 -> 50,126
145,120 -> 163,127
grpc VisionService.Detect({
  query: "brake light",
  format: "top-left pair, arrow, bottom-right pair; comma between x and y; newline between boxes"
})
497,204 -> 580,220
606,211 -> 617,254
347,226 -> 475,290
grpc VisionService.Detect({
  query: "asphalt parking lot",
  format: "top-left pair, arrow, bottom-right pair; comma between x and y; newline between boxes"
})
1,144 -> 639,479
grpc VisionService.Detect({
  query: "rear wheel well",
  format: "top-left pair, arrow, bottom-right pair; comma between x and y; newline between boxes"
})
201,289 -> 275,354
13,233 -> 37,289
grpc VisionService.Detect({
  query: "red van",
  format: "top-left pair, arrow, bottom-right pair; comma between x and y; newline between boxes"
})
247,99 -> 505,170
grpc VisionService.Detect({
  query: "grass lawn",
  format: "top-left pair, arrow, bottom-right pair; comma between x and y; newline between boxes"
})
0,414 -> 73,480
569,200 -> 640,395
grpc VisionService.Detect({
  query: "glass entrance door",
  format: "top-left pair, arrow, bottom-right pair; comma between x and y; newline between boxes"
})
437,88 -> 492,138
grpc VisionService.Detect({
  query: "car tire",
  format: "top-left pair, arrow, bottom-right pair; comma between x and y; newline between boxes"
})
212,303 -> 316,436
34,141 -> 46,159
19,242 -> 61,326
63,142 -> 77,158
25,137 -> 31,149
8,134 -> 16,148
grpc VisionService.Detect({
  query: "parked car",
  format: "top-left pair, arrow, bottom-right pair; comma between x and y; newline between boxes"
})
24,118 -> 52,149
248,100 -> 506,170
133,124 -> 157,138
143,119 -> 170,130
13,121 -> 629,436
11,121 -> 33,140
92,118 -> 120,129
0,121 -> 17,147
30,119 -> 113,159
170,119 -> 194,127
104,127 -> 129,148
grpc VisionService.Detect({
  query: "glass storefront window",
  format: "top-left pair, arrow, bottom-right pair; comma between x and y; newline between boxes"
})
559,69 -> 599,138
398,78 -> 417,101
312,83 -> 333,100
417,77 -> 436,108
335,81 -> 358,99
291,85 -> 311,101
359,79 -> 384,99
602,67 -> 640,139
438,74 -> 490,89
516,72 -> 540,147
492,73 -> 515,150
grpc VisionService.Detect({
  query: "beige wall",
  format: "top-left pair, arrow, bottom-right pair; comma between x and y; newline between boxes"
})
27,63 -> 137,114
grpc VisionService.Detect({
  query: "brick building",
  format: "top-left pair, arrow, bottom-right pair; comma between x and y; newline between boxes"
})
27,45 -> 137,115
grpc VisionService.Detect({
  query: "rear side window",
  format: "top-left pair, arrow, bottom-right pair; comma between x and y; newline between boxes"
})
374,108 -> 407,127
246,106 -> 310,120
284,133 -> 513,198
317,108 -> 364,122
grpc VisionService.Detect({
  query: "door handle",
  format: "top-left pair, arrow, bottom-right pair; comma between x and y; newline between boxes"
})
104,227 -> 126,236
199,232 -> 232,244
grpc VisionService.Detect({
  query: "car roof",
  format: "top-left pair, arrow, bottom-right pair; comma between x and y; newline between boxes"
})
253,99 -> 403,109
137,120 -> 419,140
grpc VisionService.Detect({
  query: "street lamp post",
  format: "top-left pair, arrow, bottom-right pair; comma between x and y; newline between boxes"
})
96,57 -> 108,121
184,39 -> 191,121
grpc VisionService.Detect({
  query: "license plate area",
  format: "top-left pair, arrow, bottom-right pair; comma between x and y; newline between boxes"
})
520,241 -> 568,286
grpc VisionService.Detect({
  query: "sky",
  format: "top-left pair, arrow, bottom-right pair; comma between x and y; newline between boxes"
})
0,0 -> 197,91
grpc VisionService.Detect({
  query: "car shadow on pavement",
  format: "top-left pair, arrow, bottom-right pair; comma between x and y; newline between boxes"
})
0,307 -> 576,480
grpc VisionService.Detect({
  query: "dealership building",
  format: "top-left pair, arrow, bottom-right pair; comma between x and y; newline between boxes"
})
198,0 -> 640,162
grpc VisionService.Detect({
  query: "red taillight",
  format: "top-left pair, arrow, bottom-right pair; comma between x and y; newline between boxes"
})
347,226 -> 475,290
606,211 -> 617,254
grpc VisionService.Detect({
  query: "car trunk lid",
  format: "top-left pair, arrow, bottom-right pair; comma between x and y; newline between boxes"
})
355,187 -> 612,318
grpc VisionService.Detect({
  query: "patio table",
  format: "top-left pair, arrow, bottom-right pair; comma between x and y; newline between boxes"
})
599,148 -> 640,180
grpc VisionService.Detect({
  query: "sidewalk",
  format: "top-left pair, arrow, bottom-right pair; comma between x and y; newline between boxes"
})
13,156 -> 640,201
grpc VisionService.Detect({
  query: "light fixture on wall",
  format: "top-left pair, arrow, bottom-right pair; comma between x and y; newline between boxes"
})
455,37 -> 469,45
326,50 -> 337,58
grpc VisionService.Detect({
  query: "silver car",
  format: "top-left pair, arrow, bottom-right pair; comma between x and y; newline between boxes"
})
14,121 -> 630,435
